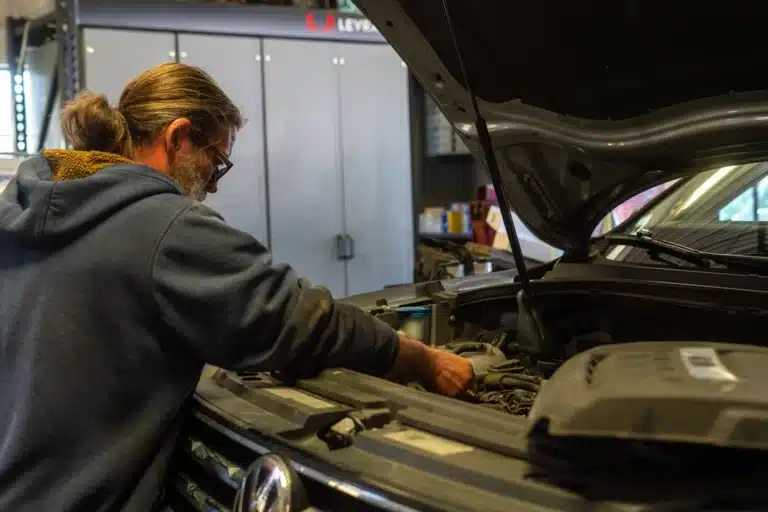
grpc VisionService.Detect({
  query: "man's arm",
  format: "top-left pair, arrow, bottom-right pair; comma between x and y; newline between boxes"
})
151,203 -> 399,377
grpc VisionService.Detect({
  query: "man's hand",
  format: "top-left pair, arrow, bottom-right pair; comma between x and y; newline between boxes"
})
387,334 -> 474,396
424,347 -> 475,396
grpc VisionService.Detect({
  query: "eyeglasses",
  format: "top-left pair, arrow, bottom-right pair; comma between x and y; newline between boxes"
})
210,148 -> 233,185
189,128 -> 235,186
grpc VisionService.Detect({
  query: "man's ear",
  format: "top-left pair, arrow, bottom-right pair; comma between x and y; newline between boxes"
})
163,118 -> 193,157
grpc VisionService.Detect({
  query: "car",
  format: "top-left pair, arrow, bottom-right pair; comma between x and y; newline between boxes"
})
162,2 -> 768,511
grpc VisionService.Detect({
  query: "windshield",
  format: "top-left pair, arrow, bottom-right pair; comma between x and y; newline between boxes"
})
606,163 -> 768,263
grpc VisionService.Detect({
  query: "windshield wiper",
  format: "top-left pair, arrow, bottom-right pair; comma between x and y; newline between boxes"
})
602,229 -> 768,274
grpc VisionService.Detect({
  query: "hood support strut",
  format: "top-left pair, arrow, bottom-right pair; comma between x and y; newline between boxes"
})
439,0 -> 532,294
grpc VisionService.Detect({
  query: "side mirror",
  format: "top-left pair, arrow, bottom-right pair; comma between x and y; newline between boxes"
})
233,453 -> 309,512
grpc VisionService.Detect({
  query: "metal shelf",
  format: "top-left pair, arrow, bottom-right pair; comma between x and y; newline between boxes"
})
6,8 -> 67,152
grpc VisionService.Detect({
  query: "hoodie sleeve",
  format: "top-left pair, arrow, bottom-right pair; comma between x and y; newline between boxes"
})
151,203 -> 399,376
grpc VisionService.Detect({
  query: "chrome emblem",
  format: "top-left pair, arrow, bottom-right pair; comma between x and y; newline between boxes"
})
234,453 -> 305,512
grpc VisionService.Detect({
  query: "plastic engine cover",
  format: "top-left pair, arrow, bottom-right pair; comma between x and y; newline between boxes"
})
528,341 -> 768,450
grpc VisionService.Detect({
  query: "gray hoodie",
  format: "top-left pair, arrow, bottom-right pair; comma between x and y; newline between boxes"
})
0,150 -> 399,511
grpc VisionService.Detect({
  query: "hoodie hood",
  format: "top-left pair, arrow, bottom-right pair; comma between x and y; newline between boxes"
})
0,150 -> 183,247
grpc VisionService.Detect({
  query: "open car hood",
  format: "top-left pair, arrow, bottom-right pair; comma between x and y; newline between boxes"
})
353,0 -> 768,250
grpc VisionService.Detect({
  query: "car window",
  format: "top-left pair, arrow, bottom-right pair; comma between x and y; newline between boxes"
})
718,174 -> 768,222
607,162 -> 768,263
510,180 -> 673,261
592,181 -> 677,237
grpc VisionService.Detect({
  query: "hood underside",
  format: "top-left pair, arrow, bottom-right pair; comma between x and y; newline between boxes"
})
354,0 -> 768,249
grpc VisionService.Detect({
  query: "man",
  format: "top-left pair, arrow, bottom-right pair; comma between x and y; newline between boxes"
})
0,63 -> 473,511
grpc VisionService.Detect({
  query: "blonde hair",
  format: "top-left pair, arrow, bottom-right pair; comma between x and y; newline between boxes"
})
61,62 -> 243,156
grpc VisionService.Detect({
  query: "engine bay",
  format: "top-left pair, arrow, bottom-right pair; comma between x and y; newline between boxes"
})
408,341 -> 543,416
199,270 -> 768,509
355,279 -> 768,497
199,265 -> 768,506
366,294 -> 543,417
366,263 -> 768,424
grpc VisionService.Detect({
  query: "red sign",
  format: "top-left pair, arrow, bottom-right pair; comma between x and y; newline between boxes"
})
305,12 -> 335,32
305,12 -> 379,34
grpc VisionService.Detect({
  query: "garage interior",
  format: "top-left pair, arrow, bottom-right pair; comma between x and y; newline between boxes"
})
2,0 -> 559,297
5,2 -> 763,511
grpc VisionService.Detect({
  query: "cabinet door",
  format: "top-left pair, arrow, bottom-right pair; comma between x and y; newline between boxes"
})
337,44 -> 414,295
82,29 -> 175,104
262,39 -> 346,298
179,35 -> 268,244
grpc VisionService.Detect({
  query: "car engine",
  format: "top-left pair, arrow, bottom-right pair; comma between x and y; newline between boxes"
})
424,341 -> 543,416
209,276 -> 768,511
369,299 -> 556,417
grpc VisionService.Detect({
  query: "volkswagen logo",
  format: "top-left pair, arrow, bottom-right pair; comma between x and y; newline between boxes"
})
234,453 -> 308,512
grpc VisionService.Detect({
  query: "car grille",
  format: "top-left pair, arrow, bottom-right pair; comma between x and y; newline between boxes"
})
164,409 -> 404,512
164,414 -> 249,512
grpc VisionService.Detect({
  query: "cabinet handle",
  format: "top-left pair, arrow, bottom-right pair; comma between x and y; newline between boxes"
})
336,234 -> 355,260
345,234 -> 355,260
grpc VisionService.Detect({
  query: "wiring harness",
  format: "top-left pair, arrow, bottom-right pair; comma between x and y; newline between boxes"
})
473,360 -> 542,416
408,340 -> 544,417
